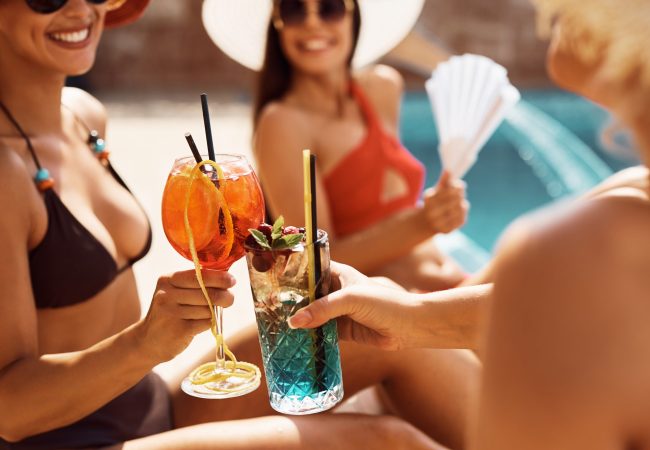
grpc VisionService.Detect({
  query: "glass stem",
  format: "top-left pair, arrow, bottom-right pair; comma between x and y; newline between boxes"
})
215,304 -> 226,370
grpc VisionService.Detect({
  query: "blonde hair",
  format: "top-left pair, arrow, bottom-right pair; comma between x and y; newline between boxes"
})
534,0 -> 650,90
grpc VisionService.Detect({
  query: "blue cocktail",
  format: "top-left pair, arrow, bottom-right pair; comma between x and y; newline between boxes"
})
245,228 -> 343,415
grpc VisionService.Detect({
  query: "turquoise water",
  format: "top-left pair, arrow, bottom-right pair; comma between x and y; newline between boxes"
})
401,89 -> 638,260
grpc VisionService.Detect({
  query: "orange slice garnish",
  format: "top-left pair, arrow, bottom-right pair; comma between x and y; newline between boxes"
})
183,160 -> 260,391
162,167 -> 219,252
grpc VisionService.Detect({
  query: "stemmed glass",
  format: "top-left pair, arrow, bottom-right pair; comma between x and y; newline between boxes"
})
161,153 -> 265,398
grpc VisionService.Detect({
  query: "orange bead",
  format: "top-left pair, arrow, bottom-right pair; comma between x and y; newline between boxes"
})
37,178 -> 55,191
97,151 -> 110,161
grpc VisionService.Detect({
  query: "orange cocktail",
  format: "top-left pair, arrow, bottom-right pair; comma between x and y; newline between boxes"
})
161,153 -> 265,399
162,155 -> 265,270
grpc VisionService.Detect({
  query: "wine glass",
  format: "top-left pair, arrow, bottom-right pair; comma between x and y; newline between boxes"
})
161,153 -> 265,399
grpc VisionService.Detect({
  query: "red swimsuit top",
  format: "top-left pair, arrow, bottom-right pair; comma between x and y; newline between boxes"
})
323,82 -> 425,237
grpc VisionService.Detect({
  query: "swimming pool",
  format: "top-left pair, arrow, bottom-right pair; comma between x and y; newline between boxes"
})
400,89 -> 638,270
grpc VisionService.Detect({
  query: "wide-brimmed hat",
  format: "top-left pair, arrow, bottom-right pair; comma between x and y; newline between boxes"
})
201,0 -> 425,71
105,0 -> 150,28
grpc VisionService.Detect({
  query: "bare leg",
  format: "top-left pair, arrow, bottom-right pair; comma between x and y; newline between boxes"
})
170,325 -> 479,450
339,346 -> 479,450
375,240 -> 467,293
103,414 -> 447,450
458,262 -> 494,287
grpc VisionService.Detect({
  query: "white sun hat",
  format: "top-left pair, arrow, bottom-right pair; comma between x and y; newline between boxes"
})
202,0 -> 425,71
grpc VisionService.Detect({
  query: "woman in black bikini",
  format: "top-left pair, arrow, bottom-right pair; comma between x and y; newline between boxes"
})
0,1 -> 477,449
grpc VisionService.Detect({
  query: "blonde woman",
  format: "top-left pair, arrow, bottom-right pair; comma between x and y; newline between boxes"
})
476,1 -> 650,447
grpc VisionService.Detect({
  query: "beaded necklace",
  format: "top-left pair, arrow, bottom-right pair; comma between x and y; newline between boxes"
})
0,101 -> 109,192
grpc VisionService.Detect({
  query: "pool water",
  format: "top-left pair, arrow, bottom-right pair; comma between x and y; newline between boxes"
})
400,89 -> 638,267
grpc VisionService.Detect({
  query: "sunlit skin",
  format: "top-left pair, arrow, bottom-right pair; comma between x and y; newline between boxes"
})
473,26 -> 650,442
0,1 -> 479,449
286,5 -> 650,450
256,0 -> 469,293
0,0 -> 104,78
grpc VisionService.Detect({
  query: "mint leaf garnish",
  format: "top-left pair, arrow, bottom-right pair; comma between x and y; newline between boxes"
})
271,216 -> 284,241
272,233 -> 304,250
249,229 -> 271,249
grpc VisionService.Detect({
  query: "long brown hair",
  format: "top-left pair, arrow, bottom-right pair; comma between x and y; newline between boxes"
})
253,0 -> 362,128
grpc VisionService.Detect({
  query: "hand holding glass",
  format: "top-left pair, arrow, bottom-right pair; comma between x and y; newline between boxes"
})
161,154 -> 265,398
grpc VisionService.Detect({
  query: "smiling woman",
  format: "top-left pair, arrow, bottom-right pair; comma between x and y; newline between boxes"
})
204,0 -> 471,293
0,1 -> 477,449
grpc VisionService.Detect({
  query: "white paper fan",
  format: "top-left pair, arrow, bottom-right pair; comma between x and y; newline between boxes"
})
425,54 -> 521,179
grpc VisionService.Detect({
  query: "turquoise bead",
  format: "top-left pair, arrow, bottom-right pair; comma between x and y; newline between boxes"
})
93,138 -> 106,153
35,168 -> 50,182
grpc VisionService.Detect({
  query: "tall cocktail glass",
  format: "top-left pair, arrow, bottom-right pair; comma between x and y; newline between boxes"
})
162,154 -> 264,398
245,230 -> 344,414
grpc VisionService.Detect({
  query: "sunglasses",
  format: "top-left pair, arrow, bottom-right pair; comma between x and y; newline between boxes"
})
25,0 -> 113,14
273,0 -> 354,29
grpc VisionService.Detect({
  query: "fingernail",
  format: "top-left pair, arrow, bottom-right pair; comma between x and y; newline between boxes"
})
288,310 -> 312,329
228,272 -> 237,282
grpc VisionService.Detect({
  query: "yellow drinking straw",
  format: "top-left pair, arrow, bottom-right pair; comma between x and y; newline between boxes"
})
302,149 -> 317,303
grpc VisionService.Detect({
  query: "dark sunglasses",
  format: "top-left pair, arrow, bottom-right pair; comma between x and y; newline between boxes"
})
273,0 -> 354,29
25,0 -> 109,14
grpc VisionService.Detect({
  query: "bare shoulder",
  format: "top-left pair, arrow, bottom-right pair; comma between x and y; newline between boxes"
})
61,87 -> 107,135
495,195 -> 650,292
355,64 -> 404,94
585,165 -> 649,199
255,101 -> 313,156
257,101 -> 310,131
354,65 -> 404,127
480,195 -> 650,447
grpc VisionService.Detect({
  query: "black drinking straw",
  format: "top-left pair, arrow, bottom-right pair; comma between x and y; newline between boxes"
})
308,153 -> 327,392
309,154 -> 322,293
200,93 -> 216,161
185,132 -> 203,164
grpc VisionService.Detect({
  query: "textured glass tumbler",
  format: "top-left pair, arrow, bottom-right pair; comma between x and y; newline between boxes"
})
245,231 -> 344,415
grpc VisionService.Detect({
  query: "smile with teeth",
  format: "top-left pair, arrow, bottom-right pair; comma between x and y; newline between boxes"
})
301,38 -> 331,51
49,27 -> 90,44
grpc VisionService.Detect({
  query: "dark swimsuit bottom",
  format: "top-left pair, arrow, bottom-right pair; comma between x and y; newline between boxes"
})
0,102 -> 173,448
1,373 -> 173,450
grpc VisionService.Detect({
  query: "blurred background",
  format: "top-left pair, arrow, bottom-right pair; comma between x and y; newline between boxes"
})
81,0 -> 551,93
80,0 -> 637,373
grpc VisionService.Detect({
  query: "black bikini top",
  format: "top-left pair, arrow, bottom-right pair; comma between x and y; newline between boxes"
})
0,101 -> 152,309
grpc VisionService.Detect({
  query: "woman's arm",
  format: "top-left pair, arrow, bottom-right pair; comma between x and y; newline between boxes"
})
0,151 -> 232,441
0,264 -> 232,441
288,262 -> 489,351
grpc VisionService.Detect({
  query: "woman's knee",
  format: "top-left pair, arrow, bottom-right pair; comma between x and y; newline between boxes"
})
368,415 -> 441,450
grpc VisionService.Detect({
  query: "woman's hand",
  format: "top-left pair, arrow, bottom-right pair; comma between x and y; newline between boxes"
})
422,171 -> 469,234
288,263 -> 418,351
138,270 -> 236,362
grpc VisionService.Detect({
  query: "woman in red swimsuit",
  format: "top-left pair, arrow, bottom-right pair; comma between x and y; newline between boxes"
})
0,1 -> 477,449
204,0 -> 469,293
